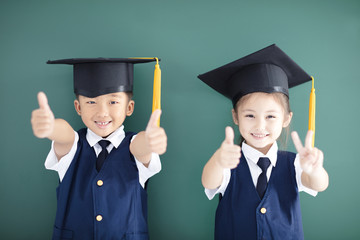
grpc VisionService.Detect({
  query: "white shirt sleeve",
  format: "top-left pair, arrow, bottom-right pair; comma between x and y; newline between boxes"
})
131,135 -> 162,188
294,153 -> 318,197
45,131 -> 161,187
44,131 -> 79,182
205,168 -> 231,200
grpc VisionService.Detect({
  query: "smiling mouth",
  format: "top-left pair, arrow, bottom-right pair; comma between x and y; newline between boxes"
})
251,133 -> 269,138
95,121 -> 111,128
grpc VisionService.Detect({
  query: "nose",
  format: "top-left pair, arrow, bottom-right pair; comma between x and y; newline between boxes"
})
96,102 -> 109,118
255,117 -> 266,130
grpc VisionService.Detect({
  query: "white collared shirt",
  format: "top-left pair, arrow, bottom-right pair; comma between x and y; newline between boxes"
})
205,141 -> 317,200
44,125 -> 161,188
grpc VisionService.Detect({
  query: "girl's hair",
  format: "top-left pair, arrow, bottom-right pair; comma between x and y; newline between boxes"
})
233,92 -> 292,150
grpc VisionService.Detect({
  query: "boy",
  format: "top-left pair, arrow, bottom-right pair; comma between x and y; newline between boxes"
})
31,58 -> 167,240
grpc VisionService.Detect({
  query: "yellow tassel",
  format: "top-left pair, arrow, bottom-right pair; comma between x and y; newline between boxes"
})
308,76 -> 316,147
152,58 -> 161,126
129,57 -> 161,126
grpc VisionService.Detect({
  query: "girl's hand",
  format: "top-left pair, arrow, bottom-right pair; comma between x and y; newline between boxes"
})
31,92 -> 55,139
291,130 -> 324,176
216,127 -> 241,169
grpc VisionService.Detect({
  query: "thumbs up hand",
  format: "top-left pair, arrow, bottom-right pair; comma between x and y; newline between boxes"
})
216,127 -> 241,169
31,92 -> 55,138
144,109 -> 167,155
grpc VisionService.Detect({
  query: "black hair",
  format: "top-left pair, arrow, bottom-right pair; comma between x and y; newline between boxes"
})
75,92 -> 133,101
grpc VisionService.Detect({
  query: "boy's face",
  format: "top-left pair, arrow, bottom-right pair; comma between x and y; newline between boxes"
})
74,92 -> 134,138
232,92 -> 292,154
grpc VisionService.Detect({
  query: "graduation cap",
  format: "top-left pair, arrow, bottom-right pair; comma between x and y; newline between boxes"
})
197,44 -> 312,107
47,57 -> 159,98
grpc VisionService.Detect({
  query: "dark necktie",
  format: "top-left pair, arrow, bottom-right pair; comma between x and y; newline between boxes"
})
256,157 -> 271,199
96,140 -> 110,172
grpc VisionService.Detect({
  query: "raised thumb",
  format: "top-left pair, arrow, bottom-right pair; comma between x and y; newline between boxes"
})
224,126 -> 234,144
146,109 -> 161,130
37,92 -> 50,111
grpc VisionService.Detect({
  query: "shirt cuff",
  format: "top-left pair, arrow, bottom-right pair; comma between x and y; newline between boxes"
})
294,153 -> 318,197
204,168 -> 231,200
130,134 -> 162,188
44,131 -> 79,182
135,153 -> 162,188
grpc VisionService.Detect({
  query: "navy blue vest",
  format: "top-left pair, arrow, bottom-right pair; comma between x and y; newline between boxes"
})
52,128 -> 149,240
215,151 -> 304,240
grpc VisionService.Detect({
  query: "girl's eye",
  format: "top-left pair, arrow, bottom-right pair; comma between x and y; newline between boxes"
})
245,114 -> 254,118
267,115 -> 276,119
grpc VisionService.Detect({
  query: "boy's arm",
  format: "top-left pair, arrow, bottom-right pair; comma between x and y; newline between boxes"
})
201,127 -> 241,189
291,131 -> 329,192
130,110 -> 167,167
31,92 -> 75,160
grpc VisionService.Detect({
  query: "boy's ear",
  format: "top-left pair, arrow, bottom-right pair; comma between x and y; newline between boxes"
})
126,100 -> 135,116
74,99 -> 81,116
283,112 -> 293,128
232,109 -> 239,125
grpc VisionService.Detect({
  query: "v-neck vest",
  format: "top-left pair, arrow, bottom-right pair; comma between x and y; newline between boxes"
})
52,128 -> 149,240
215,151 -> 304,240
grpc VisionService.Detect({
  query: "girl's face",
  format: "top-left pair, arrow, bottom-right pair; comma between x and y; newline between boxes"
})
232,92 -> 292,155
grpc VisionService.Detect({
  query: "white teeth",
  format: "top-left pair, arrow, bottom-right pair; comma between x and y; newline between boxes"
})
252,133 -> 267,138
96,121 -> 110,125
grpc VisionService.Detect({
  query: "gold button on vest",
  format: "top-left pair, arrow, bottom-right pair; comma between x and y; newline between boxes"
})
97,180 -> 104,186
260,207 -> 267,214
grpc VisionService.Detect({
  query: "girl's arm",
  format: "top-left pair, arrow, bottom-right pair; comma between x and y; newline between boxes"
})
202,127 -> 241,189
130,110 -> 167,167
291,131 -> 329,192
31,92 -> 75,160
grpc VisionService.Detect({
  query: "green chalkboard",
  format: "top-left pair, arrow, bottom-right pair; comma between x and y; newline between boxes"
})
1,0 -> 360,239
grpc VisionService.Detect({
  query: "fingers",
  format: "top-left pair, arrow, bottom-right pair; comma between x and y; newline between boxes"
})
31,109 -> 55,138
219,148 -> 241,169
37,91 -> 50,111
304,130 -> 314,149
292,130 -> 325,175
146,129 -> 167,155
225,126 -> 234,144
146,109 -> 161,130
291,131 -> 304,153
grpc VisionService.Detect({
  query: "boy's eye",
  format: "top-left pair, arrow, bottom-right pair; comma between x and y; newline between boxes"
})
267,115 -> 276,119
245,114 -> 254,118
87,101 -> 96,104
110,101 -> 118,104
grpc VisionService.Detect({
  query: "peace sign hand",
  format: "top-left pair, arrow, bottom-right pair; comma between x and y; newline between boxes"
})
291,130 -> 324,175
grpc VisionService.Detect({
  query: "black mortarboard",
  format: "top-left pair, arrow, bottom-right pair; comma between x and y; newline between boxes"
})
47,58 -> 159,98
198,44 -> 311,106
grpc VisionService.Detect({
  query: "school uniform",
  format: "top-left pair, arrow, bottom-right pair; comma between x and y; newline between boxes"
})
45,126 -> 161,240
198,44 -> 324,239
205,142 -> 317,240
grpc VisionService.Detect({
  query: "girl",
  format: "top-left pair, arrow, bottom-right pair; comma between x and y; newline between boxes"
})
198,44 -> 329,240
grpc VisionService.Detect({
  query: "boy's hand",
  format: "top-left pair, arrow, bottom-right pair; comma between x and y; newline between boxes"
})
291,130 -> 324,175
217,127 -> 241,169
145,109 -> 167,155
31,92 -> 55,139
